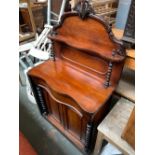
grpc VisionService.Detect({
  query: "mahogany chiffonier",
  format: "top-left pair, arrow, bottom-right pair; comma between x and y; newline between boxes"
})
28,1 -> 126,153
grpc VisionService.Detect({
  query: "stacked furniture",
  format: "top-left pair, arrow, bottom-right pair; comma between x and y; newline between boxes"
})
122,0 -> 135,48
31,1 -> 47,33
93,98 -> 135,155
19,0 -> 36,43
28,1 -> 126,153
90,0 -> 119,25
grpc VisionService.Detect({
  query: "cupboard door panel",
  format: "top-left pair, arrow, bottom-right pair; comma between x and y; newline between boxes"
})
66,108 -> 82,140
41,88 -> 62,123
48,94 -> 61,123
39,84 -> 85,141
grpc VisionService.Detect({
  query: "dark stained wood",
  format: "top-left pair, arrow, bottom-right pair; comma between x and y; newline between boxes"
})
31,3 -> 46,33
74,0 -> 95,19
65,0 -> 72,12
121,107 -> 135,149
20,8 -> 33,32
28,4 -> 126,153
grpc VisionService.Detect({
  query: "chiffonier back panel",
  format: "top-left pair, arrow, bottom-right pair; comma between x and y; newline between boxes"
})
50,14 -> 125,86
53,43 -> 109,84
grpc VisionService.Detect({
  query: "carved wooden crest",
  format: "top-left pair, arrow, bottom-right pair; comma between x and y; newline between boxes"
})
74,0 -> 95,19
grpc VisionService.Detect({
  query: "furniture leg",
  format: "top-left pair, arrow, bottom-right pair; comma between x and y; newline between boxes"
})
93,131 -> 104,155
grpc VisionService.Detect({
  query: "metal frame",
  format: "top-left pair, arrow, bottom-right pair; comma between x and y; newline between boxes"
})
47,0 -> 67,25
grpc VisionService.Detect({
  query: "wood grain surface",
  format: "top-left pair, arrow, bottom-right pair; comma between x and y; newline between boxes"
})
121,107 -> 135,149
112,28 -> 135,70
97,98 -> 135,155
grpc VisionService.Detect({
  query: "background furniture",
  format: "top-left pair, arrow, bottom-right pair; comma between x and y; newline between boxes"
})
122,0 -> 135,45
115,0 -> 132,29
93,97 -> 135,155
116,67 -> 135,102
112,28 -> 135,71
112,28 -> 135,102
91,0 -> 118,25
31,1 -> 47,33
122,107 -> 135,149
19,0 -> 36,43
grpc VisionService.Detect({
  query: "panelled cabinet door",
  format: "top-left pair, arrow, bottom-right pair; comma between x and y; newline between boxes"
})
41,86 -> 62,124
35,82 -> 88,144
64,105 -> 87,143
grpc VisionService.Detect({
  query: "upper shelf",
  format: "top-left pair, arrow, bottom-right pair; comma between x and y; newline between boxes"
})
49,34 -> 124,62
48,13 -> 125,62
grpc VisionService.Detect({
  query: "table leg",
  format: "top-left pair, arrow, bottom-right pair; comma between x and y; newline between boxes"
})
93,131 -> 105,155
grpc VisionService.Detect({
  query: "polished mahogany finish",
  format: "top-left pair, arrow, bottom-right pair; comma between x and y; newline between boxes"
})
28,2 -> 125,153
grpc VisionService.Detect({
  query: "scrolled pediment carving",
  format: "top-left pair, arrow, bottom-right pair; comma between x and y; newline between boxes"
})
74,0 -> 95,19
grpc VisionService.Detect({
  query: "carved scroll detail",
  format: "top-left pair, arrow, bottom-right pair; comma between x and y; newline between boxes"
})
112,46 -> 126,57
74,0 -> 95,19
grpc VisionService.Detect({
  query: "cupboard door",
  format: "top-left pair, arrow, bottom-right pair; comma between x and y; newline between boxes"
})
64,106 -> 84,141
42,89 -> 62,124
38,84 -> 87,142
40,85 -> 87,143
